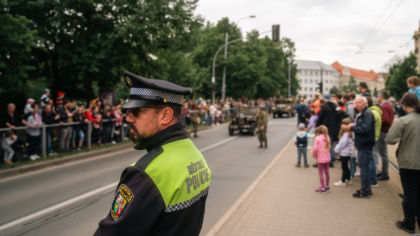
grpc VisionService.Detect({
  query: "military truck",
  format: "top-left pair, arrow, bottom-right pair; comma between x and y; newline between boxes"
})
228,106 -> 257,136
272,98 -> 296,118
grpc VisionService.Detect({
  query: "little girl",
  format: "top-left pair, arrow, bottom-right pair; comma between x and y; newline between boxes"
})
312,125 -> 331,192
2,130 -> 16,165
334,118 -> 353,187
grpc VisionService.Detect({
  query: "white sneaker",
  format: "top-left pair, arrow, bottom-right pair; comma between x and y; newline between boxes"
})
334,180 -> 347,187
371,183 -> 380,188
30,155 -> 37,160
355,172 -> 361,176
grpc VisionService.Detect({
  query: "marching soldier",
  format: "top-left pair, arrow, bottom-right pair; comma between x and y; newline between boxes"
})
94,72 -> 211,236
189,108 -> 202,138
256,106 -> 268,148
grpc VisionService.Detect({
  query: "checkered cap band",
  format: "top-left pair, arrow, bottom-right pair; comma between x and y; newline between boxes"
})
164,187 -> 209,213
130,88 -> 184,105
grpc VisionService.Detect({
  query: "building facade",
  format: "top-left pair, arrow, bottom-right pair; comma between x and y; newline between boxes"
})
296,60 -> 340,99
332,61 -> 386,92
414,20 -> 420,73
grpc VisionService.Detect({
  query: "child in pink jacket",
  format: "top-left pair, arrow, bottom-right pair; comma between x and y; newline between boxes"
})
312,125 -> 332,192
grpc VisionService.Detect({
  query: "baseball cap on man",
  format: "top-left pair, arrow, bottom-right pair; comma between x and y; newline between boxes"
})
121,71 -> 192,109
322,94 -> 331,100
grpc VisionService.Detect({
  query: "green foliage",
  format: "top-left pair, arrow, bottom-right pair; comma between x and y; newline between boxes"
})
340,76 -> 358,94
0,5 -> 38,109
373,87 -> 378,97
0,2 -> 298,112
385,53 -> 419,100
191,22 -> 298,99
329,86 -> 339,95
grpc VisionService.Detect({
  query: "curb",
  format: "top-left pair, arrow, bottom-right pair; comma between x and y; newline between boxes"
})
206,137 -> 294,236
0,142 -> 134,180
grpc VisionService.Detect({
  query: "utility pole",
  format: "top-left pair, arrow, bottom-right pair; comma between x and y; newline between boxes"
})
320,62 -> 323,94
221,33 -> 228,101
288,58 -> 291,97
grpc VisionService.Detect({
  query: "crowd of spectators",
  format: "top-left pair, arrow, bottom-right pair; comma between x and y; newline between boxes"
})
1,90 -> 278,165
1,90 -> 125,164
294,75 -> 420,233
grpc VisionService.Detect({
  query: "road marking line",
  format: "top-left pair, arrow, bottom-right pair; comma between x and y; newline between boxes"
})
206,138 -> 294,236
200,137 -> 237,153
0,182 -> 118,231
389,161 -> 399,174
0,136 -> 238,232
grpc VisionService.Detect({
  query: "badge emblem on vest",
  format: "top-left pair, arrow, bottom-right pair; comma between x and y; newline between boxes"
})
111,184 -> 134,220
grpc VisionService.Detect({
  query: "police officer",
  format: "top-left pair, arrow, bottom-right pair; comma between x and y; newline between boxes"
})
94,72 -> 211,235
256,106 -> 268,148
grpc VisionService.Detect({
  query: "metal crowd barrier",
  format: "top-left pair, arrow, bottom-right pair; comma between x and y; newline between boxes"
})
0,119 -> 128,159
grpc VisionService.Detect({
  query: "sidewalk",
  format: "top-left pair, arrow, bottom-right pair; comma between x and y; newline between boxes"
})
208,140 -> 410,236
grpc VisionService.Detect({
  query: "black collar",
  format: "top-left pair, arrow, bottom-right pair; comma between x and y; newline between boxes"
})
134,122 -> 190,152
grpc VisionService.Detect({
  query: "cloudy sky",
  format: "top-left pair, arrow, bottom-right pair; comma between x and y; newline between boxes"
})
194,0 -> 420,72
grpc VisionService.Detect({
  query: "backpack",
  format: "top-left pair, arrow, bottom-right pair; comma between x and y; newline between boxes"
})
296,133 -> 308,147
299,105 -> 307,120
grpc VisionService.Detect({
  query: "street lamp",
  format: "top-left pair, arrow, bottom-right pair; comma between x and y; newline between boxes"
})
211,38 -> 242,104
212,15 -> 256,103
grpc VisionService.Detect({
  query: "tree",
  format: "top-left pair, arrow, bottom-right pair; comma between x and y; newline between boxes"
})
341,76 -> 358,94
373,87 -> 378,97
2,0 -> 200,105
386,53 -> 419,100
329,86 -> 339,95
0,4 -> 38,110
191,17 -> 242,98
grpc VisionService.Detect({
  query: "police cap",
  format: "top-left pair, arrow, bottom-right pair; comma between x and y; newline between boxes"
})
121,71 -> 192,109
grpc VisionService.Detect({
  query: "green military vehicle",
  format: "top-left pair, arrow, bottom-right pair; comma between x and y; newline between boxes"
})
272,98 -> 296,118
228,106 -> 257,136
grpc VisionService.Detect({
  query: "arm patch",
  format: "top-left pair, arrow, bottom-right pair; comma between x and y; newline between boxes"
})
111,184 -> 134,221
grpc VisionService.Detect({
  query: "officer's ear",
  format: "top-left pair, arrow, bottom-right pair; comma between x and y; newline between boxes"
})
158,106 -> 174,126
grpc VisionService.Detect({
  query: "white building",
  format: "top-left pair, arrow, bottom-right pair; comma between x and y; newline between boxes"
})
296,60 -> 340,99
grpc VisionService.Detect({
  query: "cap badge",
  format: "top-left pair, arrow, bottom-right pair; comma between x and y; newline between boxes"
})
163,98 -> 168,103
125,76 -> 133,86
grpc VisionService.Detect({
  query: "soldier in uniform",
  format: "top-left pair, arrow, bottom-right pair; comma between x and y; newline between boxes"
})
189,108 -> 202,138
94,71 -> 211,236
256,106 -> 268,148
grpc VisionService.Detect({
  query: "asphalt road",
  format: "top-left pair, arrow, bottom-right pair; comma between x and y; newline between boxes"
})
0,117 -> 297,236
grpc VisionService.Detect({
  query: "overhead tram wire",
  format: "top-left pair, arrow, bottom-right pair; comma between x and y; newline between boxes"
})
357,0 -> 405,54
361,0 -> 395,50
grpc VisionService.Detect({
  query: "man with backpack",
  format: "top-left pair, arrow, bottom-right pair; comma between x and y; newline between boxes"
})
295,99 -> 308,126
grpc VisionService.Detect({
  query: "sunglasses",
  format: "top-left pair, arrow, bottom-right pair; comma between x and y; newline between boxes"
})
126,107 -> 159,116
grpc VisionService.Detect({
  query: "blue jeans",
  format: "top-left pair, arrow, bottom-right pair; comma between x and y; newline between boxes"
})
370,155 -> 378,185
297,147 -> 307,165
72,129 -> 85,144
46,129 -> 52,154
377,132 -> 389,178
358,149 -> 372,194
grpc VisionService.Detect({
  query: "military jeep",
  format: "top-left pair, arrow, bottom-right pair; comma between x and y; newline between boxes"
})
272,98 -> 296,118
228,106 -> 257,136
